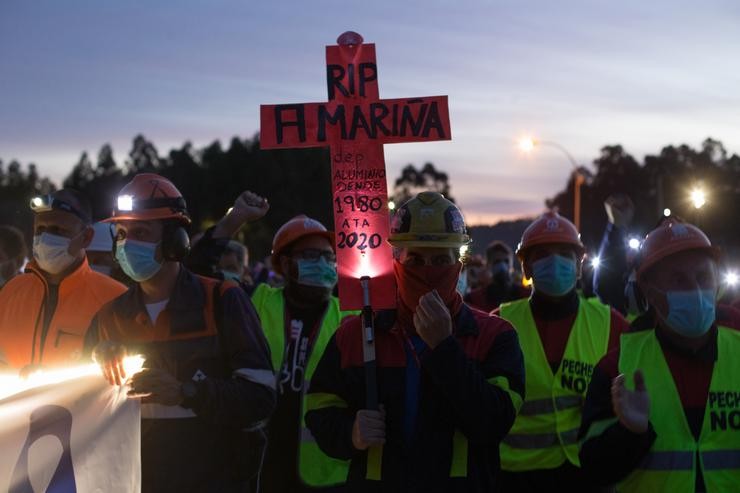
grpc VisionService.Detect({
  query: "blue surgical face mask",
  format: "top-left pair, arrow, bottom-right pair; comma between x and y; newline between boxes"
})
33,232 -> 79,275
296,257 -> 337,289
662,289 -> 716,338
116,239 -> 162,282
531,254 -> 578,297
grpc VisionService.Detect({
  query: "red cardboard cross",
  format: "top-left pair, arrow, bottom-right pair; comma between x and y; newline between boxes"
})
260,32 -> 451,310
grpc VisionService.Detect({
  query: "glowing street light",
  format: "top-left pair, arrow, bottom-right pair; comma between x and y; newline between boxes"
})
518,137 -> 536,153
388,200 -> 396,211
517,136 -> 584,231
628,238 -> 641,250
690,188 -> 707,209
663,208 -> 672,217
591,256 -> 601,269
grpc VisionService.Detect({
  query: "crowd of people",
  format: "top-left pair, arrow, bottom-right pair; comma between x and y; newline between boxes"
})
0,172 -> 737,493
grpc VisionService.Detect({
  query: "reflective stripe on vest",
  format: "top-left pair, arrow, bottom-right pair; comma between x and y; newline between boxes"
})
251,284 -> 356,487
617,327 -> 740,493
502,427 -> 580,449
518,395 -> 584,416
499,297 -> 611,471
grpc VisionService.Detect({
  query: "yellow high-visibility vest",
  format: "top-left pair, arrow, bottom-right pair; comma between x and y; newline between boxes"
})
500,297 -> 611,471
617,327 -> 740,493
251,283 -> 356,487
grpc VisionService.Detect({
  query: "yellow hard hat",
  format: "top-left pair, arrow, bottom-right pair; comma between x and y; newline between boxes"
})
388,191 -> 470,248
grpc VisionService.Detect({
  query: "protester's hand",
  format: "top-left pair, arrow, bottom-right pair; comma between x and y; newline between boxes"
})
18,364 -> 45,379
612,371 -> 650,434
213,190 -> 270,239
414,290 -> 453,349
230,191 -> 269,223
127,368 -> 184,406
604,194 -> 635,229
92,341 -> 127,386
352,405 -> 386,450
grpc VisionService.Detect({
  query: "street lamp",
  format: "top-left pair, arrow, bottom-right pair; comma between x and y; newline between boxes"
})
518,136 -> 585,231
690,187 -> 707,209
688,186 -> 708,227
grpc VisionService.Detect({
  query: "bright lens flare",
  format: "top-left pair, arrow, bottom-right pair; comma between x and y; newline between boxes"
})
725,271 -> 739,287
518,137 -> 536,153
357,250 -> 373,278
388,200 -> 396,211
591,256 -> 601,269
690,188 -> 706,209
628,238 -> 641,250
122,354 -> 145,376
663,208 -> 672,217
0,355 -> 145,400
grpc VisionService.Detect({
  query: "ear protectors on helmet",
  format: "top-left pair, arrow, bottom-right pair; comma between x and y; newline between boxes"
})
162,223 -> 190,261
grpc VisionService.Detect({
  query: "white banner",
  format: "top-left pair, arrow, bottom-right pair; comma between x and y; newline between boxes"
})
0,363 -> 141,493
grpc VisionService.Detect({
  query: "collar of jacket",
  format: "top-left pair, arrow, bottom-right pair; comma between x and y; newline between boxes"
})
529,289 -> 579,320
114,265 -> 209,335
654,323 -> 718,363
25,256 -> 94,295
375,303 -> 479,337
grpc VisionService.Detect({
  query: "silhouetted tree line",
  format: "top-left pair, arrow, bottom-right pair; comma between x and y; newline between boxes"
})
2,135 -> 738,263
391,162 -> 454,206
2,135 -> 334,262
547,138 -> 740,259
69,134 -> 336,262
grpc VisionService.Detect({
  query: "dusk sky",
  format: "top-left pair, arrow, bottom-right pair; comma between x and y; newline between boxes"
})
2,0 -> 739,224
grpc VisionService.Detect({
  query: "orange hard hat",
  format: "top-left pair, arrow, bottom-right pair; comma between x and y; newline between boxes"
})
271,215 -> 334,275
637,220 -> 719,280
516,210 -> 584,261
104,173 -> 190,224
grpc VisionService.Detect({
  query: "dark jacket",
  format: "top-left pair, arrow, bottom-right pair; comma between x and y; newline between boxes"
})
592,222 -> 629,315
465,281 -> 530,313
305,304 -> 525,493
87,267 -> 276,492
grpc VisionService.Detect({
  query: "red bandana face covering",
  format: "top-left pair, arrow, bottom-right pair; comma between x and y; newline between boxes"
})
394,261 -> 463,330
